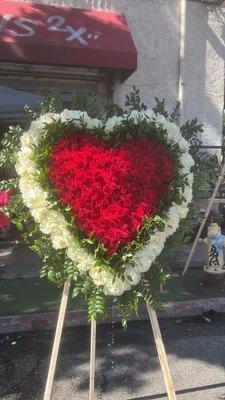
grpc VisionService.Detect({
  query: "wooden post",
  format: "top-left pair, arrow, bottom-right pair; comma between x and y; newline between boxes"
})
44,279 -> 71,400
146,302 -> 177,400
89,318 -> 97,400
182,164 -> 225,277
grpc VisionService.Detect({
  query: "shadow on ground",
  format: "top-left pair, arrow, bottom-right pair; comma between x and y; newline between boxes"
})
0,316 -> 225,400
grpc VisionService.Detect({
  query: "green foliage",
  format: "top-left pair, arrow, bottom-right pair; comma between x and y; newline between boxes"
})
0,125 -> 23,167
71,92 -> 101,118
0,86 -> 220,326
125,86 -> 147,112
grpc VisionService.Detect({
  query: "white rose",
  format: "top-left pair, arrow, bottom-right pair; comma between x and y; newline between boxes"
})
129,110 -> 142,124
180,153 -> 194,173
182,185 -> 193,203
18,176 -> 38,194
105,116 -> 123,132
16,161 -> 36,177
60,109 -> 88,125
39,210 -> 67,235
16,156 -> 36,177
40,113 -> 60,125
20,131 -> 38,148
21,187 -> 49,209
103,277 -> 129,296
188,173 -> 194,186
30,206 -> 50,222
105,275 -> 131,296
124,265 -> 141,286
143,242 -> 164,260
89,267 -> 112,286
86,117 -> 103,130
29,120 -> 44,136
76,249 -> 94,272
144,108 -> 155,120
178,137 -> 189,153
154,114 -> 167,127
173,203 -> 189,219
148,230 -> 166,246
51,230 -> 72,250
133,253 -> 151,273
164,121 -> 182,142
20,145 -> 35,157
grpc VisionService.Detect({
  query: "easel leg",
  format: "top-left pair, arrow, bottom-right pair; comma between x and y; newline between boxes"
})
89,318 -> 97,400
44,279 -> 71,400
146,302 -> 177,400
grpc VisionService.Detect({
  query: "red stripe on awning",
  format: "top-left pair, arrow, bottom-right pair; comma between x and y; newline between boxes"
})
0,1 -> 137,80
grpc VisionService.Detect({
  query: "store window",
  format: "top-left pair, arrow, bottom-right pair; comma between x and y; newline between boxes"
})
0,62 -> 110,133
0,62 -> 111,185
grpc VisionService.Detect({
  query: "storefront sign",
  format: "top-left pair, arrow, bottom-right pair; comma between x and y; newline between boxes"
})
0,13 -> 101,46
0,1 -> 137,78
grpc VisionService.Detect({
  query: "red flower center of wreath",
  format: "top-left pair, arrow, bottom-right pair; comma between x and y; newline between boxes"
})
48,133 -> 174,254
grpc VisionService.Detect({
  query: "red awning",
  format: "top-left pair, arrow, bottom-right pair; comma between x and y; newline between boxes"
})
0,1 -> 137,80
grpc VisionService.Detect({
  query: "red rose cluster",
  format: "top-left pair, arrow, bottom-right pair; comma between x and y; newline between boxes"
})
49,133 -> 173,253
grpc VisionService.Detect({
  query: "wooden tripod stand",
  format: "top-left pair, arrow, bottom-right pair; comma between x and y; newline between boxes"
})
43,279 -> 177,400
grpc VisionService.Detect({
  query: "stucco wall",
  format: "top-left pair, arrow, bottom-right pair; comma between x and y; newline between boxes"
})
10,0 -> 225,146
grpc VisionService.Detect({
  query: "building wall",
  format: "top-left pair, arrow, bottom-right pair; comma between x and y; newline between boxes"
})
11,0 -> 225,146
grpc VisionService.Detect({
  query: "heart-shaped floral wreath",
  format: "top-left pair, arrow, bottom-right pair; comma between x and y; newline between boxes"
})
16,108 -> 194,312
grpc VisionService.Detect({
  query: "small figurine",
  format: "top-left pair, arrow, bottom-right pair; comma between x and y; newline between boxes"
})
198,222 -> 225,275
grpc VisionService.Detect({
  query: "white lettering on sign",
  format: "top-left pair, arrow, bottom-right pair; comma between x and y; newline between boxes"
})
0,13 -> 102,45
0,13 -> 12,33
47,15 -> 67,32
5,17 -> 38,37
46,15 -> 88,45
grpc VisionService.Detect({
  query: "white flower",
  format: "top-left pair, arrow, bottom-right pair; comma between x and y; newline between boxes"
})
30,207 -> 50,222
60,109 -> 88,125
29,120 -> 44,137
164,121 -> 182,142
86,117 -> 103,130
129,110 -> 142,124
105,116 -> 123,133
78,257 -> 94,272
178,137 -> 189,153
188,173 -> 194,186
154,113 -> 167,127
20,131 -> 38,148
40,113 -> 60,125
39,210 -> 68,235
103,277 -> 130,296
76,249 -> 94,272
51,230 -> 72,250
21,187 -> 49,209
89,267 -> 112,286
182,185 -> 193,203
133,253 -> 151,273
173,203 -> 189,219
180,153 -> 194,173
144,108 -> 155,120
124,265 -> 141,286
16,161 -> 36,179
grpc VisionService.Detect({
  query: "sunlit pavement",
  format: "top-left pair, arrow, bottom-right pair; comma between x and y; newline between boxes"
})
0,315 -> 225,400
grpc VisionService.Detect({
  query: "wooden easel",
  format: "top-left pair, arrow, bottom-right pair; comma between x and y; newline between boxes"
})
182,163 -> 225,276
43,279 -> 177,400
